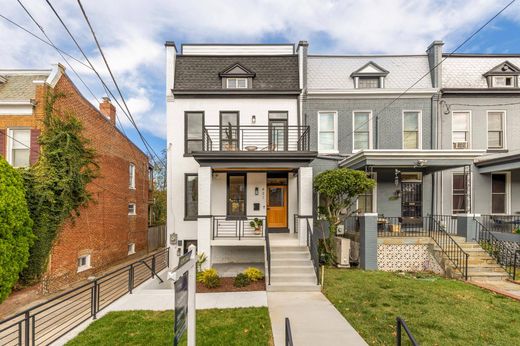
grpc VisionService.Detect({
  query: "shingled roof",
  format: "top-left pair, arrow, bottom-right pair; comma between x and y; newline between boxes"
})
0,73 -> 49,100
174,55 -> 299,92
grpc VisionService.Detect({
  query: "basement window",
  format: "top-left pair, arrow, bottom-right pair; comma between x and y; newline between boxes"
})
128,203 -> 137,215
128,243 -> 136,255
77,254 -> 91,272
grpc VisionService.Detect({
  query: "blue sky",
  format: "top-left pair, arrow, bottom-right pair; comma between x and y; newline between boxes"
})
1,0 -> 520,161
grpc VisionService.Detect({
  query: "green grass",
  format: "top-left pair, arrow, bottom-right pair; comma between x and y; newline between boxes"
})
322,268 -> 520,346
66,308 -> 272,346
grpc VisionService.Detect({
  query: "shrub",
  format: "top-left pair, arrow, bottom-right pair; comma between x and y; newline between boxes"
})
243,267 -> 264,282
0,158 -> 35,302
234,273 -> 251,288
198,268 -> 220,288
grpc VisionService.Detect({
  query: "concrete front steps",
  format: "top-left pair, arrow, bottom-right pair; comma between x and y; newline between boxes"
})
433,236 -> 509,282
267,242 -> 320,292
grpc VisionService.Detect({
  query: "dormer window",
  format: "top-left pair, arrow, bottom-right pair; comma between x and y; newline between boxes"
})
484,61 -> 520,88
226,78 -> 248,89
351,61 -> 389,89
219,63 -> 255,90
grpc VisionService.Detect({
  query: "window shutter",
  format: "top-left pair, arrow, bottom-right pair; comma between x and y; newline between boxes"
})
0,129 -> 5,158
29,129 -> 41,165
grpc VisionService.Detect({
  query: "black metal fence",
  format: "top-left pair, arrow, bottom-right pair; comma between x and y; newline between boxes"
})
481,214 -> 520,234
396,317 -> 419,346
0,248 -> 169,346
475,218 -> 519,279
212,215 -> 266,239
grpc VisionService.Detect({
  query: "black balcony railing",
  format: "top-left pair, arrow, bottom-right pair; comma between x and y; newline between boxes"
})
212,215 -> 266,239
201,125 -> 310,152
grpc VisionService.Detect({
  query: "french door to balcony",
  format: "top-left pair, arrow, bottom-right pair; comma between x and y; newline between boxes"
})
268,119 -> 288,151
220,112 -> 239,151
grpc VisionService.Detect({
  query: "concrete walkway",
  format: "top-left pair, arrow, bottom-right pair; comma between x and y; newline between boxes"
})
471,279 -> 520,301
267,292 -> 367,346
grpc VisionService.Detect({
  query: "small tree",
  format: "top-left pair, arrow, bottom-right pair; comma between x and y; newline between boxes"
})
314,168 -> 375,260
0,158 -> 34,302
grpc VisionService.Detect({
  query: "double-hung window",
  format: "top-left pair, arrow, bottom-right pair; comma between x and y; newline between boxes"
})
452,111 -> 470,149
8,128 -> 31,167
487,111 -> 505,149
185,174 -> 198,220
185,112 -> 204,154
129,163 -> 136,189
491,173 -> 508,214
452,173 -> 469,214
353,111 -> 371,151
318,112 -> 337,152
403,111 -> 421,149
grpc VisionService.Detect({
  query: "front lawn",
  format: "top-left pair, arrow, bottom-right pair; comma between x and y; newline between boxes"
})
67,308 -> 272,346
323,268 -> 520,346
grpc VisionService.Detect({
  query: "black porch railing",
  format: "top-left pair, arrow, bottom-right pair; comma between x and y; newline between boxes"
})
396,317 -> 419,346
285,317 -> 293,346
481,214 -> 520,234
0,248 -> 169,346
212,215 -> 266,239
430,216 -> 469,280
201,125 -> 311,152
377,216 -> 429,237
306,219 -> 320,285
430,214 -> 457,234
475,217 -> 520,279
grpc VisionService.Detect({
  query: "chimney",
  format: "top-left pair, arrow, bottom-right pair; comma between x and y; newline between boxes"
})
100,97 -> 116,125
426,40 -> 444,88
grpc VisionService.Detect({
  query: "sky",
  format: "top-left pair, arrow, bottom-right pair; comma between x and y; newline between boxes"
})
1,0 -> 520,160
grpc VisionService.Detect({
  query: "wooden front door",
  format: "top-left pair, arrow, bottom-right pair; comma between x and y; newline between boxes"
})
267,185 -> 287,228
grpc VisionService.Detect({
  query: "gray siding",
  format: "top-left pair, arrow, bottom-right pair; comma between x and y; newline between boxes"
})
304,97 -> 434,153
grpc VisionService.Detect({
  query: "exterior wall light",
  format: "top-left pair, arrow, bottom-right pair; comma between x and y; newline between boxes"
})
255,187 -> 259,195
251,115 -> 256,124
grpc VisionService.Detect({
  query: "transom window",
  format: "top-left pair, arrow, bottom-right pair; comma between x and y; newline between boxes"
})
487,111 -> 505,149
452,111 -> 470,149
185,112 -> 204,154
318,112 -> 337,152
226,78 -> 248,89
403,111 -> 421,149
358,77 -> 380,89
353,111 -> 371,151
8,128 -> 31,167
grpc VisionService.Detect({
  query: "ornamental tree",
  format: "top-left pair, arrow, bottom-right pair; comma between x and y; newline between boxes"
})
0,158 -> 34,302
313,168 -> 375,258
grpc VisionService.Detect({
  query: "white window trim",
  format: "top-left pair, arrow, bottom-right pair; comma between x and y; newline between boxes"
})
129,163 -> 136,190
317,111 -> 338,154
6,127 -> 31,167
226,78 -> 248,89
352,110 -> 373,153
486,110 -> 507,150
128,243 -> 136,255
77,254 -> 91,273
492,76 -> 515,88
128,203 -> 137,215
491,172 -> 511,214
401,110 -> 422,150
355,172 -> 377,213
451,110 -> 472,149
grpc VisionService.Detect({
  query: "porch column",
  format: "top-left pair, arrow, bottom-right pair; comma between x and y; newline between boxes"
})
198,166 -> 212,269
297,167 -> 313,246
359,213 -> 378,270
456,214 -> 481,242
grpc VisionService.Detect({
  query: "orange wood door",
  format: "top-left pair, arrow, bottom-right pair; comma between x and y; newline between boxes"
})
267,185 -> 287,228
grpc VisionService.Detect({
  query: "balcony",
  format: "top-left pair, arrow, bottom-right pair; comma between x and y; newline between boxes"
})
193,125 -> 317,166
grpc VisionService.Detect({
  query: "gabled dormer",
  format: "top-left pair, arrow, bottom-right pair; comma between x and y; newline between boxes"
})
219,63 -> 256,89
483,61 -> 520,88
351,61 -> 389,89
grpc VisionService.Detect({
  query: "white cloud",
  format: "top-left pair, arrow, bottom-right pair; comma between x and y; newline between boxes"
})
1,0 -> 519,142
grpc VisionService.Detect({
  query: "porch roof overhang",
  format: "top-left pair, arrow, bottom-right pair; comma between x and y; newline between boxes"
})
339,149 -> 486,173
191,151 -> 318,168
474,150 -> 520,173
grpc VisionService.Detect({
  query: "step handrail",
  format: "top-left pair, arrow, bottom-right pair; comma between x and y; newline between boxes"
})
265,229 -> 271,285
429,215 -> 469,280
306,218 -> 320,285
474,217 -> 518,278
396,317 -> 419,346
285,317 -> 294,346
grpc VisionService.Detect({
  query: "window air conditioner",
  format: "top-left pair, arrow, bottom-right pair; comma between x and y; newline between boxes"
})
453,141 -> 468,149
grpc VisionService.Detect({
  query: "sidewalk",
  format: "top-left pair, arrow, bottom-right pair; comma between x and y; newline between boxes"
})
471,279 -> 520,301
267,292 -> 367,346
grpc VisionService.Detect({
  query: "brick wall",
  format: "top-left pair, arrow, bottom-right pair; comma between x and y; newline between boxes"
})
1,73 -> 150,292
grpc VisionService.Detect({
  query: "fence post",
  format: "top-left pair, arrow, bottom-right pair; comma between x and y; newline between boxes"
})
129,264 -> 134,294
24,311 -> 30,346
151,255 -> 156,279
359,213 -> 378,270
396,318 -> 402,346
92,281 -> 98,320
456,214 -> 481,242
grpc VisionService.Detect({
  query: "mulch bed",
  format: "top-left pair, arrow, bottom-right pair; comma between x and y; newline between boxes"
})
196,277 -> 266,293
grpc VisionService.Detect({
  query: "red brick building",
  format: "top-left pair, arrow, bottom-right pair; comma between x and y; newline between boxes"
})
0,64 -> 151,292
